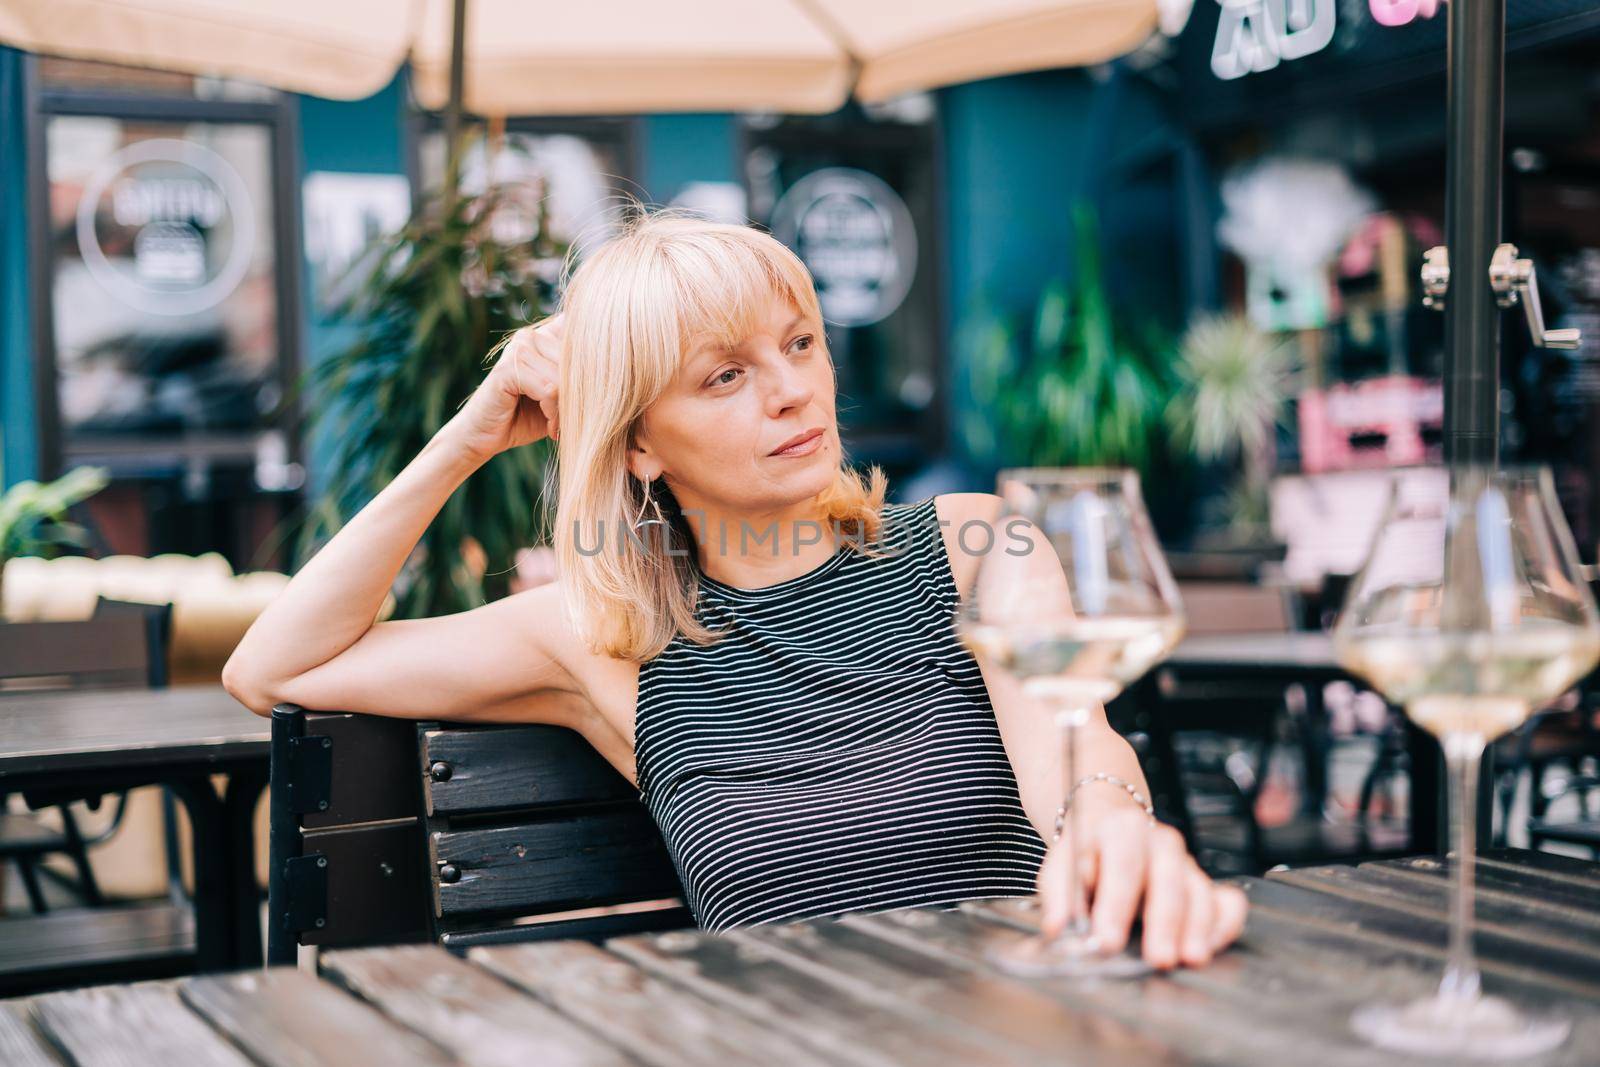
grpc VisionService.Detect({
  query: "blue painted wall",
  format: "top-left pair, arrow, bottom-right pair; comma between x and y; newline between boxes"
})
1,46 -> 35,488
294,71 -> 410,498
639,113 -> 738,204
937,67 -> 1187,468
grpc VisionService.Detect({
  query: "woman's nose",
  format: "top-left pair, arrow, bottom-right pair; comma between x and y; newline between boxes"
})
764,357 -> 814,415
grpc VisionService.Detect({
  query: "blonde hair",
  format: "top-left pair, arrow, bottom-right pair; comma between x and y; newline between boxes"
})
539,204 -> 888,663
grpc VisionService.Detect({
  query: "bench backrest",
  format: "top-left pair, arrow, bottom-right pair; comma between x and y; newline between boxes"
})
266,705 -> 688,963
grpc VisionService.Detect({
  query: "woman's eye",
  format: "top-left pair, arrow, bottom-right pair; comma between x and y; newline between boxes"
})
712,367 -> 742,387
792,335 -> 815,354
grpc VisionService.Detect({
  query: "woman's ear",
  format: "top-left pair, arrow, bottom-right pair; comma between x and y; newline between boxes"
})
625,434 -> 662,484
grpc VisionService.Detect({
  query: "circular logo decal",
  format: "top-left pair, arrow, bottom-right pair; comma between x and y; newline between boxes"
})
769,168 -> 916,327
75,137 -> 256,317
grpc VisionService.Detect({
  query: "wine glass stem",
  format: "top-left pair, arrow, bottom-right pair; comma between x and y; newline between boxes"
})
1053,701 -> 1092,941
1439,730 -> 1487,1004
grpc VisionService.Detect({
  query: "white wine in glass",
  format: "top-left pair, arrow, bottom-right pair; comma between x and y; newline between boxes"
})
1333,464 -> 1600,1058
957,467 -> 1185,978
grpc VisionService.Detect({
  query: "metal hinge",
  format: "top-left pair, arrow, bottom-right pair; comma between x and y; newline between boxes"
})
282,853 -> 328,934
284,734 -> 333,816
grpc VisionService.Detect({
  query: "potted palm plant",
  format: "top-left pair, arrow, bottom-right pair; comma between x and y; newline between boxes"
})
288,131 -> 568,619
1166,313 -> 1298,544
0,465 -> 111,609
958,204 -> 1175,475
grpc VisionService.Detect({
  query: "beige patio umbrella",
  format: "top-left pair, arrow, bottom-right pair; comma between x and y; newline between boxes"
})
0,0 -> 1158,115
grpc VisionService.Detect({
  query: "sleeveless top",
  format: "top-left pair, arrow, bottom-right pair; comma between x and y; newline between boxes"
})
634,495 -> 1049,932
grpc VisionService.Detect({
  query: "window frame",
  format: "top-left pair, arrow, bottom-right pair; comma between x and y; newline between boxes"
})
24,54 -> 307,480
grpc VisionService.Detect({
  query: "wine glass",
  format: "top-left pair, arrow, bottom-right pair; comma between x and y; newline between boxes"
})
1333,463 -> 1600,1058
957,467 -> 1186,977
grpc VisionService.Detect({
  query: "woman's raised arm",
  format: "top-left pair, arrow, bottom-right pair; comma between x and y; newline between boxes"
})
222,316 -> 573,724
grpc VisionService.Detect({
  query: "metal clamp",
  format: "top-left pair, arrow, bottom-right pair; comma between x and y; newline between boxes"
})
1418,243 -> 1580,350
1489,243 -> 1582,350
1422,245 -> 1450,309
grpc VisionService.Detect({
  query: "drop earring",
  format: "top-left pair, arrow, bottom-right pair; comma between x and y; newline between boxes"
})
632,475 -> 670,539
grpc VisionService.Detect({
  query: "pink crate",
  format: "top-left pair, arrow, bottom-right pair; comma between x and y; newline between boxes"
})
1297,375 -> 1443,473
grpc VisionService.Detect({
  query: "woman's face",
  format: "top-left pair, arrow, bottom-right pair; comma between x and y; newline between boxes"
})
629,293 -> 839,519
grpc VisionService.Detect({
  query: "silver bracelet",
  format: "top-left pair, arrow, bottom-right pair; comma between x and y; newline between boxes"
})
1053,772 -> 1157,842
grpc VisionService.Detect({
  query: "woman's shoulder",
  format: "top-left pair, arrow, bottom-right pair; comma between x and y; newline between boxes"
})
928,492 -> 1003,598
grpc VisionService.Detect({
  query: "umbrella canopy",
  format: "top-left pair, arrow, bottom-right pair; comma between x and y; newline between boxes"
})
0,0 -> 1157,114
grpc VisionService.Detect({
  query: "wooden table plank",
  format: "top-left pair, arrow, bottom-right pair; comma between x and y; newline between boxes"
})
848,904 -> 1400,1067
474,939 -> 836,1067
0,1001 -> 64,1067
734,917 -> 1194,1067
180,968 -> 454,1067
1246,875 -> 1600,999
1227,898 -> 1600,1052
609,927 -> 1035,1067
31,982 -> 255,1067
0,686 -> 265,776
960,884 -> 1600,1067
1269,864 -> 1600,967
1477,848 -> 1600,890
321,944 -> 635,1067
1358,856 -> 1600,926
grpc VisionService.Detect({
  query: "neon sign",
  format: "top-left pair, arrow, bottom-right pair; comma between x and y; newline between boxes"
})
1369,0 -> 1444,27
1211,0 -> 1336,80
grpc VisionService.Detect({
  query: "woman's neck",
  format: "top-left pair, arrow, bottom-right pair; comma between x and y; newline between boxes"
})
680,497 -> 839,590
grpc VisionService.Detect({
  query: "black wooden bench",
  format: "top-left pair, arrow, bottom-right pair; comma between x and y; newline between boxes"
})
266,705 -> 691,964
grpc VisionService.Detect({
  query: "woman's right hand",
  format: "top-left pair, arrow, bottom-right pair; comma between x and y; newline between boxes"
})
442,313 -> 565,462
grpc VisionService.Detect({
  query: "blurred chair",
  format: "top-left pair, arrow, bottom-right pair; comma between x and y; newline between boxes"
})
1161,582 -> 1303,874
1492,664 -> 1600,855
0,608 -> 167,913
1488,576 -> 1600,854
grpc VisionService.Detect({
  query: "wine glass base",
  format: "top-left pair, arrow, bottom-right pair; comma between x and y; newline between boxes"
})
1351,993 -> 1570,1059
986,929 -> 1155,979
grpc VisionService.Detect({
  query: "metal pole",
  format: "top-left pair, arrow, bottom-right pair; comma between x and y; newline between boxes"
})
1443,0 -> 1509,848
1442,0 -> 1506,464
443,0 -> 469,200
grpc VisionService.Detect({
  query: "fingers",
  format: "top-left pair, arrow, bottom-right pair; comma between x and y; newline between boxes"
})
501,322 -> 563,440
1179,866 -> 1216,967
1036,835 -> 1095,938
1210,883 -> 1249,951
1086,810 -> 1148,954
1138,824 -> 1190,970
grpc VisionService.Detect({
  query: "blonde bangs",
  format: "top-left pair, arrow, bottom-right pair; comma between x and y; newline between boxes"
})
551,203 -> 888,664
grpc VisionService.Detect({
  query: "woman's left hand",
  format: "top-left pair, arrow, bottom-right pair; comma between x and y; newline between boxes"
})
1036,802 -> 1248,970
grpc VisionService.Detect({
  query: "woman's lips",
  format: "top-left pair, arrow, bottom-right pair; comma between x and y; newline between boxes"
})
769,430 -> 825,457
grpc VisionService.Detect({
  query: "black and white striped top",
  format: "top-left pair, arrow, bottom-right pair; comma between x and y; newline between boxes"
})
634,495 -> 1048,932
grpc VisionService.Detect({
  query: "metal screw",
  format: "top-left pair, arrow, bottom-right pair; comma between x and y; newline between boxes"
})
429,761 -> 453,782
317,800 -> 328,810
380,862 -> 394,878
322,737 -> 332,748
316,857 -> 327,869
315,918 -> 325,928
438,863 -> 461,884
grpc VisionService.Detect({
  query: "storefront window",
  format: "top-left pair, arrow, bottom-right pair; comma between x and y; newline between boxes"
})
415,122 -> 634,260
742,107 -> 944,481
31,56 -> 300,568
47,115 -> 280,451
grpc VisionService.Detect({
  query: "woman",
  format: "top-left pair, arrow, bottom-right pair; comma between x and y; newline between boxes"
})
224,209 -> 1246,968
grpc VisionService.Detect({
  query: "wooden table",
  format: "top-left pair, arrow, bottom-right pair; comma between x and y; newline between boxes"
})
0,686 -> 268,976
6,849 -> 1596,1066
